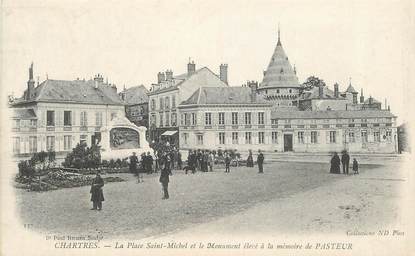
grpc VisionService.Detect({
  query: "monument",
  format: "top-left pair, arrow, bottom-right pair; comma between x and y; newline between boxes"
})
99,115 -> 153,161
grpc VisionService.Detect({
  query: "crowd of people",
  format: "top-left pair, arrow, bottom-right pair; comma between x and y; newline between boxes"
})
90,145 -> 361,209
330,150 -> 359,175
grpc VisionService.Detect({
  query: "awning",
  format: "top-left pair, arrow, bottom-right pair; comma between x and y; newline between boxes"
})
161,130 -> 178,136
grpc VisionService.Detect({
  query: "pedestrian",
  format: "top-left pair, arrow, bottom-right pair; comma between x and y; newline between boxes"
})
197,149 -> 202,171
247,150 -> 254,167
330,152 -> 341,174
90,171 -> 104,210
257,150 -> 264,173
353,158 -> 359,174
137,153 -> 146,182
177,151 -> 182,170
146,152 -> 153,174
208,151 -> 214,172
129,152 -> 139,174
159,154 -> 172,199
202,151 -> 209,172
225,153 -> 231,173
341,150 -> 350,175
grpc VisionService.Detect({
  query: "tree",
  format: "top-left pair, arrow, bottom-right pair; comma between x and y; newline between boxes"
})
63,143 -> 101,169
302,76 -> 326,90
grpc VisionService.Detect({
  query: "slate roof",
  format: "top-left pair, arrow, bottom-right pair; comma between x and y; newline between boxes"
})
121,85 -> 149,105
271,110 -> 396,119
149,67 -> 227,95
364,97 -> 381,104
300,86 -> 346,100
180,87 -> 270,105
11,108 -> 37,119
13,79 -> 124,105
260,35 -> 300,89
345,84 -> 358,93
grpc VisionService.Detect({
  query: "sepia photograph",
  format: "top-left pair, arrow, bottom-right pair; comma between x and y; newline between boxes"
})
1,0 -> 414,255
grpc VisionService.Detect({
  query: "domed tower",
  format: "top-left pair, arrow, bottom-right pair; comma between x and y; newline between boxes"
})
258,26 -> 301,109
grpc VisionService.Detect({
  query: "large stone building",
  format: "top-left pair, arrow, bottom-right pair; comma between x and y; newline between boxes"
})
178,29 -> 398,154
10,64 -> 126,161
147,61 -> 229,146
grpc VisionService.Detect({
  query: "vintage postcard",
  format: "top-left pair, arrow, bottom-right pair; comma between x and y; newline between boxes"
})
1,0 -> 414,255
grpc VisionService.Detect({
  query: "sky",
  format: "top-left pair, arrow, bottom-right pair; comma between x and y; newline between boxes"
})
2,0 -> 414,123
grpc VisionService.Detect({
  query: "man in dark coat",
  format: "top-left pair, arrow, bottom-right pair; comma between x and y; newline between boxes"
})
341,150 -> 350,175
129,152 -> 139,174
146,152 -> 153,174
159,154 -> 172,199
257,150 -> 264,173
330,152 -> 341,174
90,172 -> 104,210
177,151 -> 182,170
224,153 -> 231,173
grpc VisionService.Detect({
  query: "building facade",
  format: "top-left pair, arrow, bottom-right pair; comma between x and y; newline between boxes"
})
10,65 -> 125,161
148,61 -> 229,145
120,85 -> 149,128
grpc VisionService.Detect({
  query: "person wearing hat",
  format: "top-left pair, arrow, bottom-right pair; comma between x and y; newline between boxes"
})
257,150 -> 264,173
90,171 -> 104,210
159,153 -> 172,199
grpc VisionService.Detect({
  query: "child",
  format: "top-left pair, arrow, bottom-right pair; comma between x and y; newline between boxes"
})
352,158 -> 359,175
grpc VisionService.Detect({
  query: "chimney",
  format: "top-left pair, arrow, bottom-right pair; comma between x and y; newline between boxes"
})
368,96 -> 373,105
94,73 -> 104,83
219,64 -> 228,85
360,88 -> 364,103
248,81 -> 258,102
318,85 -> 324,98
165,69 -> 173,81
187,61 -> 196,76
157,72 -> 166,84
26,62 -> 36,100
334,83 -> 339,98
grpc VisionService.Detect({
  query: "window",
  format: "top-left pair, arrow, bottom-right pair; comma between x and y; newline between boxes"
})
30,119 -> 37,128
329,131 -> 336,143
64,135 -> 72,151
160,114 -> 164,127
245,132 -> 252,144
197,134 -> 204,145
272,132 -> 278,143
218,112 -> 225,125
374,131 -> 380,142
219,132 -> 225,144
349,132 -> 355,143
205,112 -> 212,125
46,111 -> 55,126
258,112 -> 265,125
258,132 -> 265,144
165,113 -> 170,127
111,112 -> 117,120
159,98 -> 164,110
298,131 -> 304,144
386,130 -> 392,141
151,114 -> 156,126
232,112 -> 238,125
64,111 -> 72,126
171,113 -> 177,126
191,113 -> 197,125
311,131 -> 318,143
80,111 -> 88,126
13,137 -> 20,154
46,136 -> 55,151
13,119 -> 21,130
165,96 -> 170,109
289,89 -> 292,93
245,112 -> 251,125
29,136 -> 37,153
277,89 -> 280,93
172,96 -> 176,108
96,112 -> 103,127
361,130 -> 368,143
80,135 -> 87,145
232,132 -> 238,144
183,133 -> 189,145
151,99 -> 156,110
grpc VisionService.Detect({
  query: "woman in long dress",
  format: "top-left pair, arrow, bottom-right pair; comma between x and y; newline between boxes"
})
330,152 -> 341,174
90,172 -> 104,210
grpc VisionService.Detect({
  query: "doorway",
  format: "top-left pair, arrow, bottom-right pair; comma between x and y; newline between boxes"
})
284,134 -> 293,152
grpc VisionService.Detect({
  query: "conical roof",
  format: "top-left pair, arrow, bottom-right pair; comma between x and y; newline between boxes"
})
260,30 -> 300,89
345,84 -> 358,94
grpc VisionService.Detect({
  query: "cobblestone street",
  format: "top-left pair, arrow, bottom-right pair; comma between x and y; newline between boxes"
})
16,158 -> 405,240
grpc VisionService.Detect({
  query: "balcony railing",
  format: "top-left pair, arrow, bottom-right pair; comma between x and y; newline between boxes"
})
63,126 -> 72,131
80,126 -> 88,131
46,126 -> 55,131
